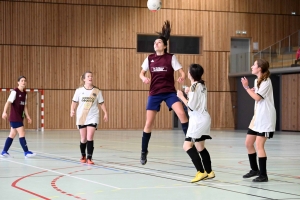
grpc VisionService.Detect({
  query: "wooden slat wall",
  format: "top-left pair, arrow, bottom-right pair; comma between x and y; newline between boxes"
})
281,74 -> 300,131
0,0 -> 299,130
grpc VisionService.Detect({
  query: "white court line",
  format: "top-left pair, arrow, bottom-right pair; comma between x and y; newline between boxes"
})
2,150 -> 295,190
0,158 -> 120,189
10,147 -> 193,182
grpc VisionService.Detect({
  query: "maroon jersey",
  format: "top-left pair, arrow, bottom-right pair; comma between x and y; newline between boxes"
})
9,88 -> 26,122
147,53 -> 176,96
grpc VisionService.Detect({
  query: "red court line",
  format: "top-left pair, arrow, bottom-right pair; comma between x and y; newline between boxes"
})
11,171 -> 51,200
50,167 -> 95,200
11,166 -> 83,199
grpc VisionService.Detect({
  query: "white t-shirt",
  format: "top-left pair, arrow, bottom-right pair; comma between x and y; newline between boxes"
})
72,87 -> 104,125
186,82 -> 211,138
249,78 -> 276,132
141,54 -> 182,71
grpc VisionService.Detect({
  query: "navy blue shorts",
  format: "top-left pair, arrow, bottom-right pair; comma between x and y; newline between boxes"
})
247,129 -> 274,139
10,122 -> 24,129
146,92 -> 180,112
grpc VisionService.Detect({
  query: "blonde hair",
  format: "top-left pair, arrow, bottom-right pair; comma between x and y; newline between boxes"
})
256,59 -> 270,88
79,71 -> 92,87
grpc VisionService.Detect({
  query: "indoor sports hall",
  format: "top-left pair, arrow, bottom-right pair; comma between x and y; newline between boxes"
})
1,1 -> 300,200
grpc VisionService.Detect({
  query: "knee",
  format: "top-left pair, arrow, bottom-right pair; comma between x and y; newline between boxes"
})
183,142 -> 192,151
177,112 -> 188,122
245,141 -> 254,149
81,135 -> 87,141
144,121 -> 153,129
255,143 -> 265,152
196,146 -> 204,152
9,132 -> 17,138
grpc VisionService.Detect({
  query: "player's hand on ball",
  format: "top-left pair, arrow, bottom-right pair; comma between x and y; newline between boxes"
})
142,77 -> 150,84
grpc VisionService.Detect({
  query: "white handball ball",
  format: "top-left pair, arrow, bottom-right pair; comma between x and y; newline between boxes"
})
147,0 -> 162,12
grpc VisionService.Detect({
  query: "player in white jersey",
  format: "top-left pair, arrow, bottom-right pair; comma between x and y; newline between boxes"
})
177,64 -> 215,183
70,71 -> 108,164
241,59 -> 276,182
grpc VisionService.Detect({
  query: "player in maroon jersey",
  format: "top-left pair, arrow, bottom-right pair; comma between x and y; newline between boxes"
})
1,76 -> 36,158
139,21 -> 188,165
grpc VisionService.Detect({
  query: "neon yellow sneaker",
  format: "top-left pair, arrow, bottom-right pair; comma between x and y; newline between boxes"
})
191,171 -> 208,183
205,171 -> 215,179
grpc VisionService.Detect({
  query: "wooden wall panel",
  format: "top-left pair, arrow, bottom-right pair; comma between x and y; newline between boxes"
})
0,46 -> 234,92
44,90 -> 173,129
281,74 -> 300,131
1,2 -> 300,51
0,0 -> 299,130
4,90 -> 235,130
8,0 -> 300,15
208,92 -> 236,129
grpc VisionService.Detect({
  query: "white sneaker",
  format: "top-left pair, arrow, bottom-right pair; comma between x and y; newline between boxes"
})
0,151 -> 11,158
24,151 -> 36,158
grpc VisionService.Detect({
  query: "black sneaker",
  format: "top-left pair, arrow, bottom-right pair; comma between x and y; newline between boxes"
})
252,175 -> 268,182
243,170 -> 260,178
140,151 -> 148,165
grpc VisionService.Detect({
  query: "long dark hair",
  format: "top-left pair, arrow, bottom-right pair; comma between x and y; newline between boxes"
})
256,59 -> 270,88
189,64 -> 205,85
156,20 -> 171,53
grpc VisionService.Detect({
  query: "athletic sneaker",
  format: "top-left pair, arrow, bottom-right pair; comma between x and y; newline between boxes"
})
0,151 -> 11,158
191,171 -> 208,183
243,170 -> 260,178
80,156 -> 87,163
140,151 -> 148,165
205,171 -> 215,179
87,159 -> 94,165
252,175 -> 268,182
24,151 -> 36,158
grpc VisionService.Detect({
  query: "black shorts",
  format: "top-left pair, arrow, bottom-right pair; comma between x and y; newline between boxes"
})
247,129 -> 274,139
185,135 -> 212,142
78,123 -> 98,130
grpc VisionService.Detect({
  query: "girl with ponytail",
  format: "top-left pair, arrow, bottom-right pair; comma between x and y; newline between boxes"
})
177,64 -> 215,183
139,20 -> 188,165
70,71 -> 108,164
241,59 -> 276,182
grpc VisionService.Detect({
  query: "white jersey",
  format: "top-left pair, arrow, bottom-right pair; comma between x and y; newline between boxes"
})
249,78 -> 276,132
72,87 -> 104,125
186,82 -> 211,138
